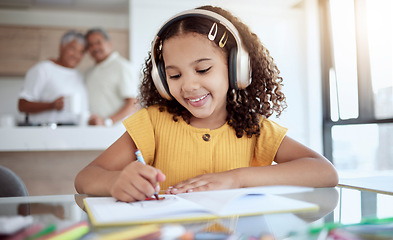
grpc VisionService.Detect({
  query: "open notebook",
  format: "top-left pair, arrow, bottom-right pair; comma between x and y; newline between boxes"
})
84,186 -> 319,226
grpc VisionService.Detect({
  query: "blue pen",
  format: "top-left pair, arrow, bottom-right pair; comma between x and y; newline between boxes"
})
135,149 -> 146,164
135,149 -> 160,200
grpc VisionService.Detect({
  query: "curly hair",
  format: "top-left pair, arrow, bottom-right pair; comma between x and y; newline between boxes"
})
140,5 -> 287,138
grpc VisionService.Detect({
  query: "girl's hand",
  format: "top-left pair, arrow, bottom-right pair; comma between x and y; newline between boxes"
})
109,161 -> 166,202
166,171 -> 240,194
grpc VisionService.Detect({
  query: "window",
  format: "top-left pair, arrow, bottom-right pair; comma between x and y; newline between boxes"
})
320,0 -> 393,175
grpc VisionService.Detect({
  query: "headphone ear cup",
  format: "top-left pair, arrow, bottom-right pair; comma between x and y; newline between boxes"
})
151,57 -> 172,100
157,60 -> 167,85
157,60 -> 172,99
229,48 -> 238,89
230,46 -> 251,90
237,47 -> 251,89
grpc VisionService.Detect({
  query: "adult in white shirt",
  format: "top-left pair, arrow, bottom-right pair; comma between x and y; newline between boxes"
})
18,30 -> 88,125
85,28 -> 140,126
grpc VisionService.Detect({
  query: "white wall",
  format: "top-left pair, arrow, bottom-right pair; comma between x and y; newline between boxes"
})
0,0 -> 324,152
304,0 -> 323,152
0,8 -> 128,29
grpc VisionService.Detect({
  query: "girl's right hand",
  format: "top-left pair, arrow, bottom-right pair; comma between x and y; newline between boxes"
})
109,161 -> 166,202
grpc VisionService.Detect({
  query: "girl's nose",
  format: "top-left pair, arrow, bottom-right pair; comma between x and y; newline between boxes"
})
181,75 -> 199,92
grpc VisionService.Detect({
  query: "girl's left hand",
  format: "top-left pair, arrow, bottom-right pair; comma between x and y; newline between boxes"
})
165,171 -> 240,194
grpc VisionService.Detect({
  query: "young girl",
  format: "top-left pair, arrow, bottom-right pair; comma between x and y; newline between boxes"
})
75,5 -> 338,202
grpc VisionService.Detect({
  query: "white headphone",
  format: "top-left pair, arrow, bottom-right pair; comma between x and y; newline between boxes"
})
151,9 -> 251,100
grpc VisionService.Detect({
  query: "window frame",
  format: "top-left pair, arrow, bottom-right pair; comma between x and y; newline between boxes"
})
319,0 -> 393,161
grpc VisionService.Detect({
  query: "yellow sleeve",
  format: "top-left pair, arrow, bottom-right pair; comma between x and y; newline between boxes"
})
252,118 -> 288,166
122,108 -> 156,166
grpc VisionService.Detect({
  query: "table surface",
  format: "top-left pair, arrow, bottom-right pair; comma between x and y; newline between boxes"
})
0,186 -> 392,239
339,175 -> 393,195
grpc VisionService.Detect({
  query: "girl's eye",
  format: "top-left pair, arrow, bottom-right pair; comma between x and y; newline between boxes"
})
197,67 -> 211,74
169,74 -> 181,79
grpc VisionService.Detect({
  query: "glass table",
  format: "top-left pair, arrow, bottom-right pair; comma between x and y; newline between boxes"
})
0,186 -> 392,239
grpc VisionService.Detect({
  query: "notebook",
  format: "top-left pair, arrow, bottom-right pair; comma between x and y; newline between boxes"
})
84,186 -> 319,226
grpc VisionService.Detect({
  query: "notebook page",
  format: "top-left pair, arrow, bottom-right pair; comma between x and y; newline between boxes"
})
218,194 -> 318,216
176,186 -> 315,214
85,195 -> 211,224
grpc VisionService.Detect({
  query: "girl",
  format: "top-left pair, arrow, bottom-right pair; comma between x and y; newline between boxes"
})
75,5 -> 338,202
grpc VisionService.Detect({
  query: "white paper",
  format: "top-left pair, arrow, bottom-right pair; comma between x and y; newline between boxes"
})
85,186 -> 319,226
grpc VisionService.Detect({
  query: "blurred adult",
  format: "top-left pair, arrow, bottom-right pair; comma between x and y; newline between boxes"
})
85,28 -> 140,126
18,30 -> 88,126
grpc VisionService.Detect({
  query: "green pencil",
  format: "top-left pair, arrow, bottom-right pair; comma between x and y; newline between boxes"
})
26,223 -> 56,240
309,216 -> 393,234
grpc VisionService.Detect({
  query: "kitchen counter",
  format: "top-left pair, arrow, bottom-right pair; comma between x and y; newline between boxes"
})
0,124 -> 128,195
0,125 -> 126,151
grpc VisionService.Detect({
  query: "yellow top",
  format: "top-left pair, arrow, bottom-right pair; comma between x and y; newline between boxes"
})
123,105 -> 287,190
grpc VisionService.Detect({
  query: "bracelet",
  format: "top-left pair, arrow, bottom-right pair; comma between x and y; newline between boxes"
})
104,118 -> 113,127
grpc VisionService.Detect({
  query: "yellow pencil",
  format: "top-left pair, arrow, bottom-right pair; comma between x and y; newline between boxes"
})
42,221 -> 89,240
100,224 -> 161,240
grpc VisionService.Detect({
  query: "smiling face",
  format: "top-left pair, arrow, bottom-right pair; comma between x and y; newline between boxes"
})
58,39 -> 85,68
162,32 -> 229,128
86,32 -> 112,64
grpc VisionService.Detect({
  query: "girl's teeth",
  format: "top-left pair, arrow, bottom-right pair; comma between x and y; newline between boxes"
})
189,94 -> 208,102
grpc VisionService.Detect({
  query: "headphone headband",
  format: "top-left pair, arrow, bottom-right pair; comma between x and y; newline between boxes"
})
151,9 -> 251,100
